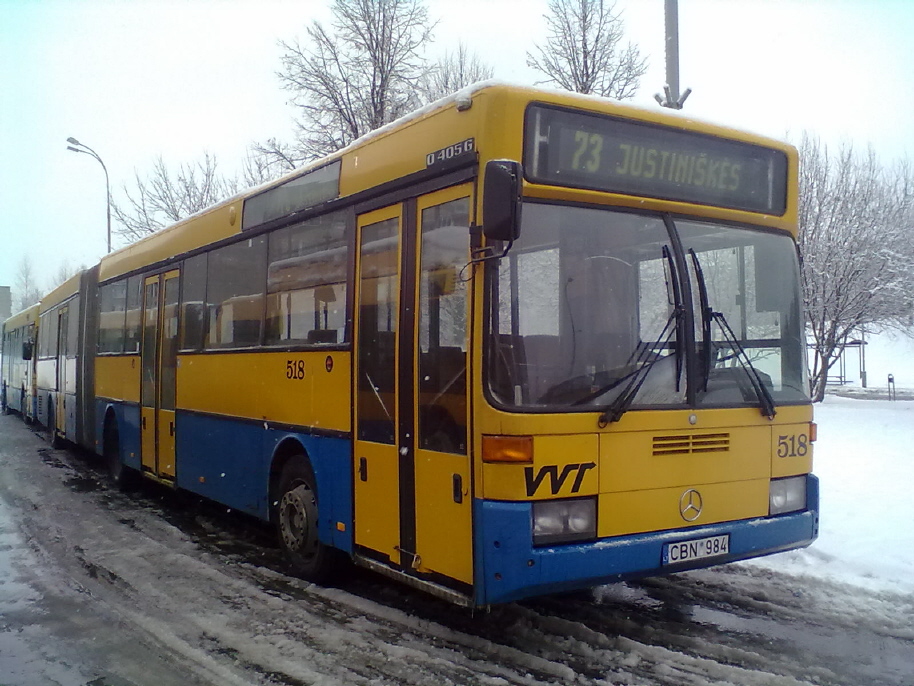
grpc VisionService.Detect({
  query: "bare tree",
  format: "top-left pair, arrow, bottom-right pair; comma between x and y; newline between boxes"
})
798,135 -> 914,401
420,42 -> 494,102
14,256 -> 41,311
526,0 -> 647,100
257,0 -> 436,167
111,152 -> 239,244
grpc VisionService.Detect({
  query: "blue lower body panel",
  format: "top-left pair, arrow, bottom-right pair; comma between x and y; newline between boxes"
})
94,404 -> 353,553
174,412 -> 353,552
474,475 -> 819,606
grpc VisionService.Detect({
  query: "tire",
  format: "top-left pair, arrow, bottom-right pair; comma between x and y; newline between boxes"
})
274,457 -> 345,584
104,418 -> 137,491
47,400 -> 63,449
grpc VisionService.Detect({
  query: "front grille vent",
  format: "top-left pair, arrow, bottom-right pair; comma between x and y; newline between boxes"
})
653,432 -> 730,456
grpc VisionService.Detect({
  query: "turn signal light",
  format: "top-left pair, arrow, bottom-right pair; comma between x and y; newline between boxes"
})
809,422 -> 817,443
482,435 -> 533,463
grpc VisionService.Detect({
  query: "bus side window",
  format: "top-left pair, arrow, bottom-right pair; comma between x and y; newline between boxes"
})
124,275 -> 143,354
98,280 -> 127,353
205,237 -> 267,349
181,253 -> 207,351
265,211 -> 348,347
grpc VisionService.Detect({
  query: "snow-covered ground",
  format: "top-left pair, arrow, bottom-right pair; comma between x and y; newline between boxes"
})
830,328 -> 914,392
744,329 -> 914,596
1,329 -> 912,686
743,394 -> 914,597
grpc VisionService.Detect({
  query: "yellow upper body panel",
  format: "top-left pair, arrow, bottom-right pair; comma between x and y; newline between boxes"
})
3,303 -> 39,332
94,84 -> 798,288
39,272 -> 82,312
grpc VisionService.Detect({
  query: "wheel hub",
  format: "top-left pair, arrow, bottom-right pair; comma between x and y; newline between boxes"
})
279,484 -> 315,554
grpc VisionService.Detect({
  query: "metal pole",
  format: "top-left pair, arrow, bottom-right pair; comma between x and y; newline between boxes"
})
654,0 -> 692,109
665,0 -> 680,103
66,137 -> 112,254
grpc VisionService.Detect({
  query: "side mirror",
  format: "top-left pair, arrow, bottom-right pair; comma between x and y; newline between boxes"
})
22,341 -> 33,361
483,160 -> 522,242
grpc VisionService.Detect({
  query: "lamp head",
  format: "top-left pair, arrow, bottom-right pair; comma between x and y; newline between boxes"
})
66,137 -> 80,146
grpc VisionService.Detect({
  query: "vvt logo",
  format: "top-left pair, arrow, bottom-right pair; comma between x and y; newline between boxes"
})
524,462 -> 596,497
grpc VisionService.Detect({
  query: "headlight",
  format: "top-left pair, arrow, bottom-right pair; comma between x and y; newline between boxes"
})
769,475 -> 807,515
532,498 -> 597,545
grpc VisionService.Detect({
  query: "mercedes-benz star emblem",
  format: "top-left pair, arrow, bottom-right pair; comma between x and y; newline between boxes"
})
679,488 -> 703,522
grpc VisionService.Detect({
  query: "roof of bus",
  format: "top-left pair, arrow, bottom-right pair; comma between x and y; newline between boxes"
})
96,82 -> 797,283
2,302 -> 40,331
39,271 -> 83,313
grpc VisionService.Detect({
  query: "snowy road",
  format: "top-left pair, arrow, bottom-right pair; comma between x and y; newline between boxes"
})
1,412 -> 912,686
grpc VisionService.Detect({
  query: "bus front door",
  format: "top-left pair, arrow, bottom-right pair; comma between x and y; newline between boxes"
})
354,185 -> 474,593
140,270 -> 180,481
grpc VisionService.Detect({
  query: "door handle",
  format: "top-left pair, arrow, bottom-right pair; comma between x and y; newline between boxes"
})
359,457 -> 368,482
142,416 -> 146,430
452,474 -> 463,504
169,421 -> 175,437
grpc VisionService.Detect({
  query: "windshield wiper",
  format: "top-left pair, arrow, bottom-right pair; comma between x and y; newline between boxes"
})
595,245 -> 683,426
688,249 -> 776,420
710,311 -> 777,420
596,305 -> 681,426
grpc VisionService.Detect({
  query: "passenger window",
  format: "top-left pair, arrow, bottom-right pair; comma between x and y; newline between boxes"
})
181,254 -> 207,351
124,275 -> 143,354
98,281 -> 127,353
67,297 -> 80,357
266,211 -> 348,346
205,237 -> 267,349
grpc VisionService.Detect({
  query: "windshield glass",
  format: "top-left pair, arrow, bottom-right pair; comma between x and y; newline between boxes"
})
678,220 -> 809,406
485,203 -> 810,412
486,204 -> 686,409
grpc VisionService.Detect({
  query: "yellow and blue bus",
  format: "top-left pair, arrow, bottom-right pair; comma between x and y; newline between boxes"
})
1,303 -> 39,420
2,84 -> 817,606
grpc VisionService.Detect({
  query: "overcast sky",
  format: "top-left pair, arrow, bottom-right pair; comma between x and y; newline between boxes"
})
2,0 -> 913,301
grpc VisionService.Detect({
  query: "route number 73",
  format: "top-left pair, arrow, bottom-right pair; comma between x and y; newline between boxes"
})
777,434 -> 809,458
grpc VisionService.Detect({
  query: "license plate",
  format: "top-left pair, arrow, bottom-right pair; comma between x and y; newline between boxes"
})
662,534 -> 730,565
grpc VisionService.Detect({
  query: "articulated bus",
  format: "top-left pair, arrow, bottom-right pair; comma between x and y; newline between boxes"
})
1,303 -> 39,420
1,84 -> 818,606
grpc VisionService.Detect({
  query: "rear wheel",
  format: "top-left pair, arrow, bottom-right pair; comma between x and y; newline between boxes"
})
46,400 -> 62,448
104,418 -> 137,491
275,457 -> 345,584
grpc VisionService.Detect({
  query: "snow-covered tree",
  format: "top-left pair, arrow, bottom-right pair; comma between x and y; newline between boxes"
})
526,0 -> 647,99
420,42 -> 494,102
798,135 -> 914,401
111,153 -> 239,244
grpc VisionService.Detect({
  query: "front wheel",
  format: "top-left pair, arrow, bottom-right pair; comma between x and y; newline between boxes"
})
274,458 -> 345,584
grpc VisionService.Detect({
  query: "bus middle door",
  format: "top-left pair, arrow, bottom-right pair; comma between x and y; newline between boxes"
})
140,270 -> 180,481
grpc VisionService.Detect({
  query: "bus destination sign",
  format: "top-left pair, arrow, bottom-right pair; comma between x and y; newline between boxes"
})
525,105 -> 788,215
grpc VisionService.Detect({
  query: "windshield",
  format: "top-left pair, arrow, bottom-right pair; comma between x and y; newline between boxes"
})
679,220 -> 809,407
485,203 -> 809,412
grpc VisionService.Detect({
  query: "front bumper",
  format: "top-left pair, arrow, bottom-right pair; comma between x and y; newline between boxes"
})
474,474 -> 819,605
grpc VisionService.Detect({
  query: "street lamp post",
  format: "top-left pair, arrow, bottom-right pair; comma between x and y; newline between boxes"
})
66,137 -> 112,254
